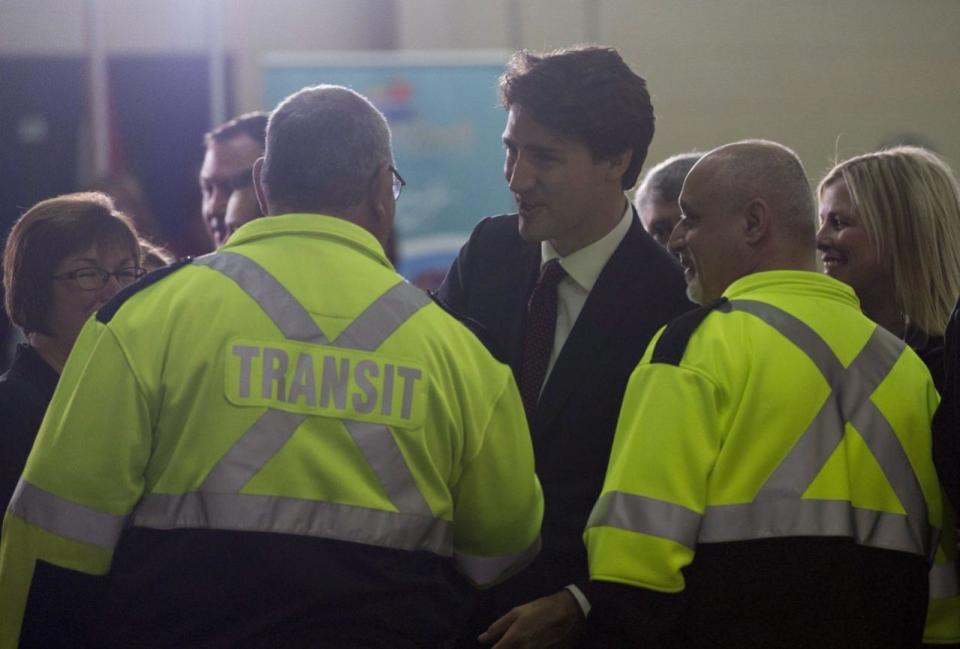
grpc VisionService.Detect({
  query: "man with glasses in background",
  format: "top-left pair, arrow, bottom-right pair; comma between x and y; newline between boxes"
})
0,84 -> 542,648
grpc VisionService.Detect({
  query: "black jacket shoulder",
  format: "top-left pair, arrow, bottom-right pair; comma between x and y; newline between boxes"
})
97,258 -> 193,324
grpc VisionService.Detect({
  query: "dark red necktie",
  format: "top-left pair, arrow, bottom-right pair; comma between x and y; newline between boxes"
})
520,259 -> 567,418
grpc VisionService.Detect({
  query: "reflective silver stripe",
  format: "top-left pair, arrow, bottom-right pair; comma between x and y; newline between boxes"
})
7,479 -> 126,550
731,301 -> 848,499
133,491 -> 451,555
929,560 -> 959,600
333,281 -> 432,351
723,300 -> 931,557
700,499 -> 926,555
454,534 -> 543,587
192,251 -> 435,540
586,490 -> 701,550
195,252 -> 328,344
344,420 -> 432,515
201,410 -> 307,493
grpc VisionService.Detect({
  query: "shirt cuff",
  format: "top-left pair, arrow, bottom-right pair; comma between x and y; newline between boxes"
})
565,583 -> 591,617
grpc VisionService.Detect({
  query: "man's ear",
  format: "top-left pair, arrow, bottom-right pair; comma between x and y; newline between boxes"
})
743,198 -> 770,245
252,157 -> 268,216
368,163 -> 396,246
605,150 -> 633,185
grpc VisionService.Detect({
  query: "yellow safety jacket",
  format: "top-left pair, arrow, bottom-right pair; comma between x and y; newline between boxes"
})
585,271 -> 944,641
0,214 -> 543,646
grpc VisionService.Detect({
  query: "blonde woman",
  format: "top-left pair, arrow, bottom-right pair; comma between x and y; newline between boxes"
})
816,146 -> 960,388
819,146 -> 960,646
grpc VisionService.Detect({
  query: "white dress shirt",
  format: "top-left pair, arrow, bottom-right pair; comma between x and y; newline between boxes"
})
539,200 -> 632,387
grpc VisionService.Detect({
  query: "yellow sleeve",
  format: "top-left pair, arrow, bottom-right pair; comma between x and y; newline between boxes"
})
450,371 -> 543,588
0,317 -> 152,647
584,355 -> 722,594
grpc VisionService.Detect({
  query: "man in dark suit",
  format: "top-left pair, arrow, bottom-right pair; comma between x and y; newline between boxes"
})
438,45 -> 693,648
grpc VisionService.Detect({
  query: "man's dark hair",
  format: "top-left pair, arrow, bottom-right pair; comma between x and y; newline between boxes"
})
205,111 -> 268,149
636,153 -> 702,206
498,45 -> 654,189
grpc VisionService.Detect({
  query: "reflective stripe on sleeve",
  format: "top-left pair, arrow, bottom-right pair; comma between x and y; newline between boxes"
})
586,490 -> 701,550
7,479 -> 127,550
454,534 -> 542,587
133,491 -> 452,555
930,560 -> 959,600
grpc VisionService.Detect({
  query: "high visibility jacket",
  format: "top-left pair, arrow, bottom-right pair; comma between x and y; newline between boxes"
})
585,271 -> 943,647
0,214 -> 543,647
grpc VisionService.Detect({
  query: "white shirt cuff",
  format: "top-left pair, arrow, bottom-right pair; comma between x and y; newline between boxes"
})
564,583 -> 591,617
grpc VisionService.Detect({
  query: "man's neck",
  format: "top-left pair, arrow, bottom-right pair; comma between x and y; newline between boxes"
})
549,195 -> 627,257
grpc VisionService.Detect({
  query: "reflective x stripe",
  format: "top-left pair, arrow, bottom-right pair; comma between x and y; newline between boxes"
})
930,560 -> 959,600
454,535 -> 543,587
722,300 -> 932,557
589,299 -> 933,558
333,281 -> 434,351
587,490 -> 701,550
132,491 -> 451,555
7,479 -> 126,550
188,252 -> 433,517
201,410 -> 307,493
195,252 -> 328,344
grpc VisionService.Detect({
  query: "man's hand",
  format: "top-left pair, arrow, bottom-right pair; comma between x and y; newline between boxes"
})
478,589 -> 585,648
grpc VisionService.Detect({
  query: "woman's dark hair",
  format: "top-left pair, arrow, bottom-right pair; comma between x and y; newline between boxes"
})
3,192 -> 140,335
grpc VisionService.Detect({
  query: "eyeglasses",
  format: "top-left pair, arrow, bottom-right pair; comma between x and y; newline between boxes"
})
52,266 -> 147,291
390,165 -> 406,200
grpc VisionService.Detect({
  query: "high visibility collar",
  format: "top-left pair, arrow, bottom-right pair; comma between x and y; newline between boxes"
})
223,213 -> 392,270
723,270 -> 859,308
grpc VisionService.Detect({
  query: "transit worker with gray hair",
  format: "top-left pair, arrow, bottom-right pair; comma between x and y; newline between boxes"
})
0,84 -> 543,648
584,140 -> 944,648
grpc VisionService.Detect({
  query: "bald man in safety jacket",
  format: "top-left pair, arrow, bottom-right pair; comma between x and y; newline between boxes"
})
584,140 -> 945,648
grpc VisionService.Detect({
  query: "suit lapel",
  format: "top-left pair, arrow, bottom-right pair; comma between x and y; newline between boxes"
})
533,214 -> 647,433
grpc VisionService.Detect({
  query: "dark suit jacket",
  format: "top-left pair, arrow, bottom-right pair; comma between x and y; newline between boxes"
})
438,211 -> 693,625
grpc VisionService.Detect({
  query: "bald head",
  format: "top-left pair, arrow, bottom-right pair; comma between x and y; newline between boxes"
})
669,140 -> 817,304
698,140 -> 817,243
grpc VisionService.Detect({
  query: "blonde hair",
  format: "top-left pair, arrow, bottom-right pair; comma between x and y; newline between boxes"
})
818,146 -> 960,336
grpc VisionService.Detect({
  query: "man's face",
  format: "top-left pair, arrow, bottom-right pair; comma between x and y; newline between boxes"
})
199,134 -> 263,247
669,160 -> 747,304
502,104 -> 620,256
637,192 -> 682,248
224,186 -> 262,240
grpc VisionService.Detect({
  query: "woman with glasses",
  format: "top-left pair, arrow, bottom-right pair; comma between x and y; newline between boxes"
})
0,192 -> 144,513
